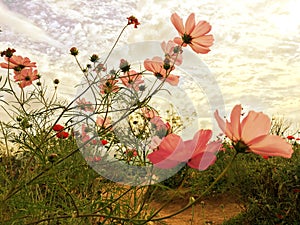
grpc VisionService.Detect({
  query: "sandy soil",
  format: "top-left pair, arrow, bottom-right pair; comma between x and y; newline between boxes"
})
150,193 -> 242,225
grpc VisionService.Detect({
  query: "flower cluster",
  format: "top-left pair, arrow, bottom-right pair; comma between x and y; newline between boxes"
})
0,13 -> 294,175
0,10 -> 297,225
69,13 -> 293,172
0,53 -> 39,88
52,124 -> 69,139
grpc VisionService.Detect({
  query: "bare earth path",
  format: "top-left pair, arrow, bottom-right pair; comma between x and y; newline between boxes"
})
150,193 -> 242,225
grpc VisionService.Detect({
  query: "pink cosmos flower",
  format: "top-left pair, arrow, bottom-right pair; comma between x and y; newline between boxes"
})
140,107 -> 158,119
119,59 -> 130,72
144,56 -> 179,86
120,70 -> 144,91
96,116 -> 112,129
171,13 -> 214,54
149,136 -> 163,150
147,129 -> 221,170
99,77 -> 119,94
161,40 -> 183,66
150,116 -> 168,130
81,124 -> 91,143
76,98 -> 95,112
0,55 -> 36,71
94,63 -> 106,74
214,104 -> 293,158
13,68 -> 38,88
150,116 -> 172,138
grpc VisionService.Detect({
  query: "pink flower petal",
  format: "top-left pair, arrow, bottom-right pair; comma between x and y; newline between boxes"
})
192,35 -> 214,47
144,57 -> 164,73
173,37 -> 184,46
205,140 -> 222,154
248,135 -> 293,158
148,134 -> 184,160
148,157 -> 181,169
189,43 -> 211,54
185,13 -> 196,34
160,134 -> 188,161
165,74 -> 179,86
191,20 -> 212,37
187,152 -> 217,170
147,144 -> 182,169
186,129 -> 212,155
214,110 -> 230,136
229,104 -> 242,141
0,62 -> 10,69
170,13 -> 184,36
241,111 -> 271,143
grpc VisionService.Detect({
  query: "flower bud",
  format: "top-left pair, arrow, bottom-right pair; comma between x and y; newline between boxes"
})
119,59 -> 130,72
90,54 -> 99,63
53,79 -> 59,85
70,47 -> 79,56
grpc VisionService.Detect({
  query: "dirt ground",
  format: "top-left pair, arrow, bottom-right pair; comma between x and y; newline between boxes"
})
149,193 -> 242,225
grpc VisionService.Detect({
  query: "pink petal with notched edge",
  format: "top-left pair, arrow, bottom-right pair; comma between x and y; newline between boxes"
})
205,140 -> 222,154
161,41 -> 167,52
143,59 -> 153,71
147,134 -> 185,169
161,40 -> 183,66
192,35 -> 214,47
147,133 -> 186,163
214,107 -> 240,141
185,13 -> 195,34
160,134 -> 189,162
173,37 -> 184,46
188,140 -> 221,170
188,152 -> 216,170
149,157 -> 181,169
165,74 -> 179,86
147,150 -> 169,166
157,134 -> 182,155
191,21 -> 212,37
214,110 -> 232,137
229,104 -> 242,141
214,110 -> 226,131
189,43 -> 211,54
0,62 -> 11,69
189,129 -> 212,153
144,57 -> 163,70
241,111 -> 271,144
170,13 -> 185,36
248,135 -> 293,158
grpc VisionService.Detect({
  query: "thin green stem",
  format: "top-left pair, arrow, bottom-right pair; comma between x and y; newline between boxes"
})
102,25 -> 129,66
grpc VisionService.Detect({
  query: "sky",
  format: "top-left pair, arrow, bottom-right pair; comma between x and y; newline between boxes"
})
0,0 -> 300,135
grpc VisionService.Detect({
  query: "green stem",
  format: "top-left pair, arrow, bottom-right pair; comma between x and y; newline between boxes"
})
102,25 -> 129,66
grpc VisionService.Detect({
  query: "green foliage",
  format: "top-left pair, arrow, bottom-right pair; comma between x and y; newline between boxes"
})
159,139 -> 300,224
222,144 -> 300,224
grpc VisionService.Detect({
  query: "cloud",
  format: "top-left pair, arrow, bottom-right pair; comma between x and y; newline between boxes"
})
0,1 -> 63,48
